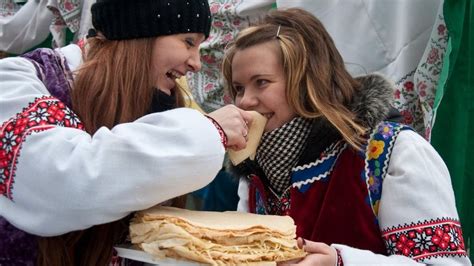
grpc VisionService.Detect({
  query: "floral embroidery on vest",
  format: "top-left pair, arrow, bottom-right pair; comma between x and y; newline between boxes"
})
248,174 -> 268,215
382,218 -> 467,261
250,174 -> 291,216
254,186 -> 267,215
266,188 -> 291,216
0,96 -> 84,199
362,121 -> 411,218
249,173 -> 291,216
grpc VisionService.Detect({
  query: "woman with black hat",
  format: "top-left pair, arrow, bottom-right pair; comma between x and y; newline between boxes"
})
0,0 -> 252,264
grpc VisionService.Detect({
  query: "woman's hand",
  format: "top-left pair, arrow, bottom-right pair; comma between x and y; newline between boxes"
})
207,105 -> 253,150
279,238 -> 337,266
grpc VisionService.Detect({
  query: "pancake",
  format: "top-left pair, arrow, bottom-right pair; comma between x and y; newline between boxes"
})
130,206 -> 306,265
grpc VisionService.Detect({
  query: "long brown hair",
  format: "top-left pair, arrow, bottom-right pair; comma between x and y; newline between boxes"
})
223,8 -> 366,150
37,35 -> 187,266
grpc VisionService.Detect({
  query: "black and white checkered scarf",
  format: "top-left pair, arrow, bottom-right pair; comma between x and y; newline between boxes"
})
256,116 -> 312,194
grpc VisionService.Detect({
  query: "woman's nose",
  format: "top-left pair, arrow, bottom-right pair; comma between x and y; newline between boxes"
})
187,50 -> 202,72
237,89 -> 258,109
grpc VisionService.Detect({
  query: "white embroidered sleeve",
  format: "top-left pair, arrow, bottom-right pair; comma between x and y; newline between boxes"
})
332,130 -> 471,265
331,244 -> 425,265
0,57 -> 225,236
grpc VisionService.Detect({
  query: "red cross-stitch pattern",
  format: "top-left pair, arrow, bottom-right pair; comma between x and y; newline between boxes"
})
0,96 -> 84,199
382,218 -> 467,261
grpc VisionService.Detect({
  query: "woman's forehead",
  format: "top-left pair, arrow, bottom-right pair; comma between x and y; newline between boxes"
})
231,43 -> 283,81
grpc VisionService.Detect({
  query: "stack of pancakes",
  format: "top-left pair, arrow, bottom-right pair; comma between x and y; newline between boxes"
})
130,206 -> 306,265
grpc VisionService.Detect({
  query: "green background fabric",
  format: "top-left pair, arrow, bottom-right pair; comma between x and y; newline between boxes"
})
431,0 -> 473,259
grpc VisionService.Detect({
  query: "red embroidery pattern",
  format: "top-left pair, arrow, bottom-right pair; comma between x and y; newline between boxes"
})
382,218 -> 467,261
205,115 -> 228,147
0,96 -> 84,199
335,248 -> 344,266
110,248 -> 122,266
266,188 -> 291,216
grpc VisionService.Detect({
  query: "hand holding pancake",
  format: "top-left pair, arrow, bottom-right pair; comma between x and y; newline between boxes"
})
228,111 -> 268,165
207,105 -> 253,150
278,238 -> 337,266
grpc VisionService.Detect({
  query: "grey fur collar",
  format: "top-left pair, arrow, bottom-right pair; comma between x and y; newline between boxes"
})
351,73 -> 394,129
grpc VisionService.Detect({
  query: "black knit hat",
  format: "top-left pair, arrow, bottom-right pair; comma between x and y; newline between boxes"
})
91,0 -> 212,40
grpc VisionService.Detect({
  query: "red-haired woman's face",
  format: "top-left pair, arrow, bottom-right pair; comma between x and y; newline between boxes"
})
232,41 -> 296,132
151,33 -> 205,95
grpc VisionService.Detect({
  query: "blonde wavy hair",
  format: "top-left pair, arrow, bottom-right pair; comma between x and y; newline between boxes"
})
223,8 -> 367,150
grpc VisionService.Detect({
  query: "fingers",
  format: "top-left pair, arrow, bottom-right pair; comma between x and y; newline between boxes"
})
232,133 -> 248,151
207,105 -> 250,150
240,109 -> 254,127
277,258 -> 303,265
242,119 -> 249,142
242,130 -> 249,142
294,238 -> 338,266
297,237 -> 305,249
298,237 -> 331,254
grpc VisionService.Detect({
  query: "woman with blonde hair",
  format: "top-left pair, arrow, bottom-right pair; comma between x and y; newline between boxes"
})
223,8 -> 470,265
0,0 -> 252,264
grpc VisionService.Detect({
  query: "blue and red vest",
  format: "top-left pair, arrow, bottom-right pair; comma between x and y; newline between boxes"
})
247,121 -> 411,255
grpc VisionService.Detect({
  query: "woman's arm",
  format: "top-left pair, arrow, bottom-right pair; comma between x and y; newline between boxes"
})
332,130 -> 470,265
0,57 -> 225,236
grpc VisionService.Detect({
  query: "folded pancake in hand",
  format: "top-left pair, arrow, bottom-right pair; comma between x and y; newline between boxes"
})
130,206 -> 306,265
228,111 -> 268,166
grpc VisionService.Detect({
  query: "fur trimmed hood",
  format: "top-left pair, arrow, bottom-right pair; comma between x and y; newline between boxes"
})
351,73 -> 395,129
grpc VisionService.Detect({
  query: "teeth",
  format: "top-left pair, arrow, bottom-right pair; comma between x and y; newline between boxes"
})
167,70 -> 182,80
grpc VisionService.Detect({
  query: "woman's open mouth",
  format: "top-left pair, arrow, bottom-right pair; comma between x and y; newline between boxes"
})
166,70 -> 183,80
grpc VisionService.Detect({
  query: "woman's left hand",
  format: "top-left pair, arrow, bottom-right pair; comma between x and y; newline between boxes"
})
278,238 -> 337,266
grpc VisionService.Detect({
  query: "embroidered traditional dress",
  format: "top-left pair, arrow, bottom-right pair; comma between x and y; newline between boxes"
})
0,46 -> 80,265
234,75 -> 471,265
250,122 -> 413,255
0,45 -> 226,263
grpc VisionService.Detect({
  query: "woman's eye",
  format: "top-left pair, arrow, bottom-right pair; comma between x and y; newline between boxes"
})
256,79 -> 268,86
185,38 -> 195,47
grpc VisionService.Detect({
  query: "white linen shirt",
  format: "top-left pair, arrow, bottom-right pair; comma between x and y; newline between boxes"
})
0,45 -> 225,236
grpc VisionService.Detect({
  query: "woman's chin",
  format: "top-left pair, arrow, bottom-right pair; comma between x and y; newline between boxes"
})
158,87 -> 173,95
156,78 -> 176,95
264,125 -> 274,133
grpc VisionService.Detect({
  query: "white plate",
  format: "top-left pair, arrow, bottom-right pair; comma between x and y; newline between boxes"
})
114,245 -> 203,265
